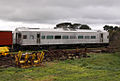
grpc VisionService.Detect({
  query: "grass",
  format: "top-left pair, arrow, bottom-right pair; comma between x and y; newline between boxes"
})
1,52 -> 120,81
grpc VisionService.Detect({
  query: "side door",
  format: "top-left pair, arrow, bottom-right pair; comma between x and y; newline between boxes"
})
16,33 -> 22,44
37,33 -> 40,44
100,33 -> 103,43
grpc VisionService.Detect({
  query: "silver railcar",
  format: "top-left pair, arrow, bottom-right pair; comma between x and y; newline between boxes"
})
14,27 -> 109,48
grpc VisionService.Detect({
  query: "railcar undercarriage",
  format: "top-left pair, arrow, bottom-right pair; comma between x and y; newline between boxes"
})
13,43 -> 109,51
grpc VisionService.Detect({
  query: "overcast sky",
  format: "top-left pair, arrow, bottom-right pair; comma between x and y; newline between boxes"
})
0,0 -> 120,30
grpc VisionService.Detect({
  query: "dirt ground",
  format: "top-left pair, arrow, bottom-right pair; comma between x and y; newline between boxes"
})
0,55 -> 15,68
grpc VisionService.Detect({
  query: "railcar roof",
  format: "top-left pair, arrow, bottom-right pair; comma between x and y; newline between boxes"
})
15,27 -> 107,33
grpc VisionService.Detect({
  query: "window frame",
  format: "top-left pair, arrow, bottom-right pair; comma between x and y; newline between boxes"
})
23,35 -> 27,39
55,35 -> 61,39
70,36 -> 76,39
62,36 -> 69,39
47,35 -> 53,39
30,35 -> 34,39
78,36 -> 83,39
41,36 -> 45,39
85,36 -> 90,39
91,36 -> 96,39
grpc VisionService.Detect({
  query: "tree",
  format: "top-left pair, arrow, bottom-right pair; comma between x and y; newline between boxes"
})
55,22 -> 91,30
103,25 -> 114,31
103,25 -> 110,31
72,23 -> 81,29
79,24 -> 91,30
56,22 -> 72,28
114,26 -> 119,31
109,26 -> 114,30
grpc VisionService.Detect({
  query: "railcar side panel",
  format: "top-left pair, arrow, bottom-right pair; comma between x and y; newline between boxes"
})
40,32 -> 100,45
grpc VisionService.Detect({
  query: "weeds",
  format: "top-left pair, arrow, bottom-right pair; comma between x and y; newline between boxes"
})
0,53 -> 120,81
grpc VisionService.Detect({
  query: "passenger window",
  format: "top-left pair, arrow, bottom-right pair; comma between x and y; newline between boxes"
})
37,34 -> 40,38
78,36 -> 83,39
30,35 -> 34,39
42,36 -> 45,39
85,36 -> 90,39
23,35 -> 27,39
62,36 -> 69,39
70,36 -> 76,39
91,36 -> 96,39
47,35 -> 53,39
55,35 -> 61,39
